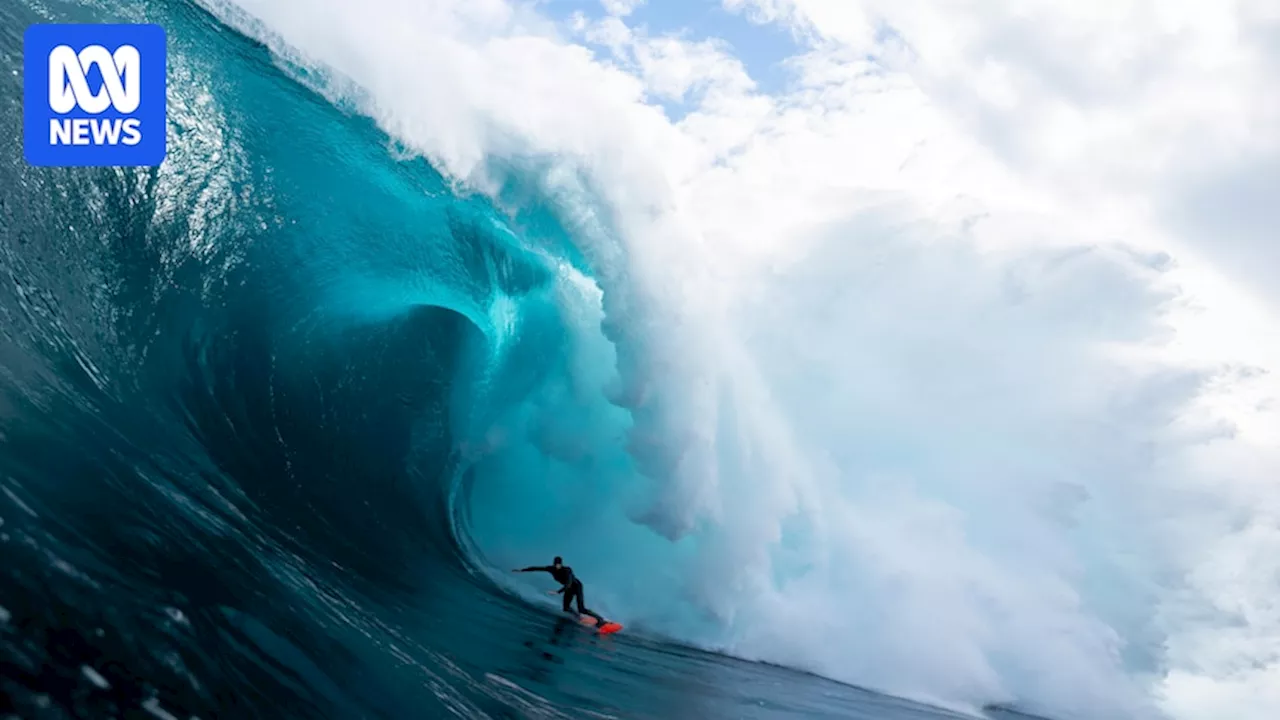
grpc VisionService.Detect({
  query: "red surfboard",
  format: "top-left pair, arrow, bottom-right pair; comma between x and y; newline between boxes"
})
578,616 -> 623,634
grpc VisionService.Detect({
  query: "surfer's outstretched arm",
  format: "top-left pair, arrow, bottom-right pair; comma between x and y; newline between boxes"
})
513,566 -> 553,574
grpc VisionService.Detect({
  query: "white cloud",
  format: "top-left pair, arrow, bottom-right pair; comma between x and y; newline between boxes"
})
205,0 -> 1280,718
724,0 -> 1280,289
600,0 -> 645,18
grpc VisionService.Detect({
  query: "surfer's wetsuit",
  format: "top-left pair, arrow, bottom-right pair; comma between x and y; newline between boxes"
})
516,562 -> 607,625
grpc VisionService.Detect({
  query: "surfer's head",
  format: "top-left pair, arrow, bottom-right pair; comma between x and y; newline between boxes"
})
553,556 -> 563,567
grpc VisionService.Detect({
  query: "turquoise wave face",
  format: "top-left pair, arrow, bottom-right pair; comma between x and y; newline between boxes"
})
0,0 -> 654,579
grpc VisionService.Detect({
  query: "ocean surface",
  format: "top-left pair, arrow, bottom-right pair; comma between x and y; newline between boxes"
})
3,1 -> 1257,719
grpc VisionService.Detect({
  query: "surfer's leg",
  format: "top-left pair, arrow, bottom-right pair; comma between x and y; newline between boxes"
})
576,583 -> 607,624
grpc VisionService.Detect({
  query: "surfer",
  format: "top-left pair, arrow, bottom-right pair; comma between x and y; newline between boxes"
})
513,556 -> 609,627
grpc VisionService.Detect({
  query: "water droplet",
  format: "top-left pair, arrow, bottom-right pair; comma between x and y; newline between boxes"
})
81,665 -> 111,690
142,697 -> 180,720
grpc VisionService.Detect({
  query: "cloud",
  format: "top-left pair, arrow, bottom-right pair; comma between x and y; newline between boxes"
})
723,0 -> 1280,283
600,0 -> 645,18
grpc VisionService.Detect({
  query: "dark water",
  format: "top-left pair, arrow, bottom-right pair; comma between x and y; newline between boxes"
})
0,1 -> 1051,718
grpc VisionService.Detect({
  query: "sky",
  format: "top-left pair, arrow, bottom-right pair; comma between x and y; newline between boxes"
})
212,1 -> 1280,718
544,0 -> 801,93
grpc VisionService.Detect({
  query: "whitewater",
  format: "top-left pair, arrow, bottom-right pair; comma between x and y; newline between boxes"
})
1,1 -> 1278,719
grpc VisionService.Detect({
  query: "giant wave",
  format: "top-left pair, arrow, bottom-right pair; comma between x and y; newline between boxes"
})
2,1 -> 1277,720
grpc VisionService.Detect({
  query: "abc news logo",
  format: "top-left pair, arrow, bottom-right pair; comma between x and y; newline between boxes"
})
48,44 -> 144,147
24,24 -> 167,167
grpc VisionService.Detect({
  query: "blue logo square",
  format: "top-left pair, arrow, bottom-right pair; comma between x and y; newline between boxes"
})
24,24 -> 167,167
